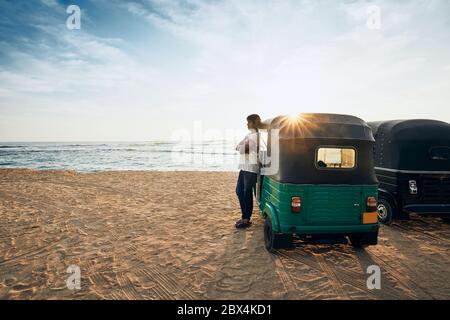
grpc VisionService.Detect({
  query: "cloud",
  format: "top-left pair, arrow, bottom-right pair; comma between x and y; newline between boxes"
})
40,0 -> 58,7
135,1 -> 450,108
126,2 -> 148,16
0,2 -> 161,102
1,0 -> 450,141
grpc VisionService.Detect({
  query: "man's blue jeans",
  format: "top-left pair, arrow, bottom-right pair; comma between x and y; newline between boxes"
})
236,170 -> 257,220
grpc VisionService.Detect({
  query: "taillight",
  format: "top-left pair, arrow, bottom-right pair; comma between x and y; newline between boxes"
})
291,196 -> 301,213
366,196 -> 377,212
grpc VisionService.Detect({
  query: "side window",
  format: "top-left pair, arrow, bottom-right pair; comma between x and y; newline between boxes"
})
316,147 -> 356,169
430,146 -> 450,160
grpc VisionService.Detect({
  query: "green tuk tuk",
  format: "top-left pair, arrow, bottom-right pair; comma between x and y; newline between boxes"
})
256,113 -> 379,251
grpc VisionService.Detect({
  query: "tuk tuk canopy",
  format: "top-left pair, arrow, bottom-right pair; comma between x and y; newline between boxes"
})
368,119 -> 450,171
261,113 -> 375,141
260,113 -> 378,185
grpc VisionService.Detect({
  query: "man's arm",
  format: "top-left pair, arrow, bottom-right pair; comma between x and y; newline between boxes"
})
236,136 -> 250,154
236,132 -> 258,154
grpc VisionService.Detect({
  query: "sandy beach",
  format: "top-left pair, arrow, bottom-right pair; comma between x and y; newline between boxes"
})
0,169 -> 449,300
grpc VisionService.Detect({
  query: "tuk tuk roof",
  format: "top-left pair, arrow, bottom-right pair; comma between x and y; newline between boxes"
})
368,119 -> 450,141
368,119 -> 450,171
261,113 -> 374,141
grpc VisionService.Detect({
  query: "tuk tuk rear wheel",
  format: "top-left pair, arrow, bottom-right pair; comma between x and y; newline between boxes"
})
377,199 -> 394,225
264,216 -> 293,252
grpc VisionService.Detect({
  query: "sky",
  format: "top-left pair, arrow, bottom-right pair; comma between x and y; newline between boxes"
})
0,0 -> 450,141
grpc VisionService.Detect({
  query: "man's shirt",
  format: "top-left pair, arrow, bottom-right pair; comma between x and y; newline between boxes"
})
236,129 -> 259,173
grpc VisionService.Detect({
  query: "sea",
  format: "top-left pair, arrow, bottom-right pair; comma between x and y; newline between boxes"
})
0,141 -> 241,172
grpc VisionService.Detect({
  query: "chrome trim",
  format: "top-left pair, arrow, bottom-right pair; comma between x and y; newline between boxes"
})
409,180 -> 418,195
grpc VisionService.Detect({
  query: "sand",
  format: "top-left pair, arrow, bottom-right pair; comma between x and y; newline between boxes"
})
0,169 -> 449,300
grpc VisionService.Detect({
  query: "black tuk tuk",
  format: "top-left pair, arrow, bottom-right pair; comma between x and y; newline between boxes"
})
368,120 -> 450,224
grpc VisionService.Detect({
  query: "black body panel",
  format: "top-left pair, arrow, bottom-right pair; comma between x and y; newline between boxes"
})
270,138 -> 378,185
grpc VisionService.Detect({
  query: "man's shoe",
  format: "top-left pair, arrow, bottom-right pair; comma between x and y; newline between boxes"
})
236,218 -> 252,225
235,220 -> 251,229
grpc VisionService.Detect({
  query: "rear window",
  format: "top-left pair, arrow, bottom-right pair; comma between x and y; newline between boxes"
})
316,147 -> 356,169
430,146 -> 450,160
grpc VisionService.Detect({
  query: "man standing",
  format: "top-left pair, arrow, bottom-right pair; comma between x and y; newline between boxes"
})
235,114 -> 261,229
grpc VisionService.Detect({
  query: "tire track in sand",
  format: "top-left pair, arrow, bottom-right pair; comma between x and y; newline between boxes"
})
278,248 -> 408,300
273,256 -> 297,298
115,272 -> 142,300
137,267 -> 198,300
314,253 -> 351,299
357,248 -> 429,299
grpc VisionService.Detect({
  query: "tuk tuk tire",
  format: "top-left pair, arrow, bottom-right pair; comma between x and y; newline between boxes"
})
349,231 -> 378,247
377,198 -> 394,225
264,216 -> 293,252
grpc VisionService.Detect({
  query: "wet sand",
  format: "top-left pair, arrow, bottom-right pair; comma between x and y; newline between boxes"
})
0,169 -> 449,299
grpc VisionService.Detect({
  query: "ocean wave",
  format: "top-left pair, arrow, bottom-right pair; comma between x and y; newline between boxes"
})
0,148 -> 140,153
0,148 -> 237,155
0,145 -> 27,148
64,144 -> 109,147
0,141 -> 239,171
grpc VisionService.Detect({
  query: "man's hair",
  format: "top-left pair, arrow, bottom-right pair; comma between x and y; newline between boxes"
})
247,114 -> 261,127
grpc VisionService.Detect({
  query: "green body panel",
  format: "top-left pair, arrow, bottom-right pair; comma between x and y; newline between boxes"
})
263,202 -> 280,232
259,177 -> 379,235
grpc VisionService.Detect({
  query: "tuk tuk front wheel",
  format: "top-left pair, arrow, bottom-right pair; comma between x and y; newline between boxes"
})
264,216 -> 293,252
377,199 -> 394,225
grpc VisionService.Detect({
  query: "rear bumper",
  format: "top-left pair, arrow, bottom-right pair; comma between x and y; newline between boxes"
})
280,223 -> 379,235
403,204 -> 450,215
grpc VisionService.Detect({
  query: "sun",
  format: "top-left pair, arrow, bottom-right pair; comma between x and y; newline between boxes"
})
281,113 -> 317,137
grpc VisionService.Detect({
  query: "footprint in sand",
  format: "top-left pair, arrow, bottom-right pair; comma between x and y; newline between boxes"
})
215,267 -> 253,294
